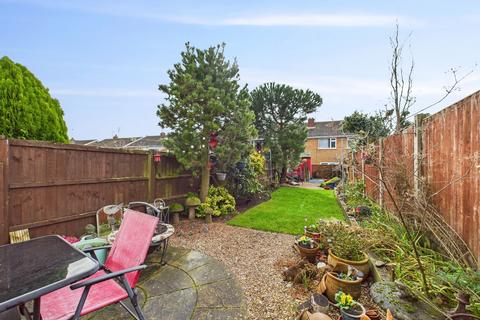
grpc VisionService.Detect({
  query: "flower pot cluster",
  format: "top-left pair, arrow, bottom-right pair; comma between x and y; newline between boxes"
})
290,220 -> 373,319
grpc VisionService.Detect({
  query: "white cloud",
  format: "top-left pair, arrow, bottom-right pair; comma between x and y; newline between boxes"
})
218,14 -> 416,27
52,88 -> 161,98
2,0 -> 420,28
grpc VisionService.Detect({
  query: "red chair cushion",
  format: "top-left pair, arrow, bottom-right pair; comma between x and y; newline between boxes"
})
40,270 -> 128,320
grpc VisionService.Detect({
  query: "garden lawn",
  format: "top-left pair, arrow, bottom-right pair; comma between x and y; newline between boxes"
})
228,186 -> 344,234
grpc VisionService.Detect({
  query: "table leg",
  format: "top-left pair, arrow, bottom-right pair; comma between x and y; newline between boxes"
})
33,298 -> 41,320
160,238 -> 169,266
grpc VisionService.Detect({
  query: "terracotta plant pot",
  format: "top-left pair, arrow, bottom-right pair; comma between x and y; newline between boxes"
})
340,303 -> 366,320
327,249 -> 370,278
295,243 -> 320,262
323,271 -> 362,302
323,263 -> 363,302
304,227 -> 322,241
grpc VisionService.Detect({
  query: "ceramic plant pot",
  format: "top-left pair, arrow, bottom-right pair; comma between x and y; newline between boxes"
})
339,303 -> 366,320
216,172 -> 227,181
327,249 -> 370,278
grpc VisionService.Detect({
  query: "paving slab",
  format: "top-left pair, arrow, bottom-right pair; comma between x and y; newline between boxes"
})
89,247 -> 245,320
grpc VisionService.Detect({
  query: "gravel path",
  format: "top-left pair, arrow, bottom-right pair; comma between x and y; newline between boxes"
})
170,221 -> 298,320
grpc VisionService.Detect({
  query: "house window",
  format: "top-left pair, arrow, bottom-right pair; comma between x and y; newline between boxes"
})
318,138 -> 336,149
347,137 -> 356,149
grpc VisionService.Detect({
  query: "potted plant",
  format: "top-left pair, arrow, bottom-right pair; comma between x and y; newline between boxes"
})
295,235 -> 320,262
216,171 -> 227,181
304,224 -> 322,240
169,203 -> 184,224
185,195 -> 201,220
335,291 -> 366,320
323,263 -> 363,302
317,221 -> 370,277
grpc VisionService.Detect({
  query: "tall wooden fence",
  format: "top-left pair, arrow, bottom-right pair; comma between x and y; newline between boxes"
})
0,139 -> 198,244
350,90 -> 480,264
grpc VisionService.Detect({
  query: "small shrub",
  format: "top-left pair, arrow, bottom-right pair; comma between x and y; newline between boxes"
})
197,186 -> 236,217
249,151 -> 265,176
226,150 -> 267,201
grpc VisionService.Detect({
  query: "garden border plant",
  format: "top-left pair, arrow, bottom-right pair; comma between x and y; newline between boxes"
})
338,180 -> 480,317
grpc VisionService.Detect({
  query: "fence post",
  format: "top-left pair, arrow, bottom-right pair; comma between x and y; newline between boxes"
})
413,114 -> 426,197
361,146 -> 366,182
378,138 -> 384,209
147,150 -> 155,203
0,138 -> 9,244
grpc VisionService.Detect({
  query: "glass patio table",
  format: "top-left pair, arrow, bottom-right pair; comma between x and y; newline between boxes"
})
0,235 -> 99,319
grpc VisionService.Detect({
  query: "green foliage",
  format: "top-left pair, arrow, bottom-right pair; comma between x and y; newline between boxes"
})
342,110 -> 390,146
157,43 -> 256,172
344,181 -> 372,208
169,203 -> 184,213
0,56 -> 68,142
250,83 -> 322,178
317,221 -> 365,261
226,150 -> 266,200
249,151 -> 265,176
197,186 -> 236,217
228,187 -> 344,234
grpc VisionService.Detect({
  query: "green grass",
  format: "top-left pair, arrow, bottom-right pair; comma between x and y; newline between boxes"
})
228,186 -> 344,234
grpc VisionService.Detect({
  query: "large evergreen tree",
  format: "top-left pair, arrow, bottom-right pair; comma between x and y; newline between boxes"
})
0,56 -> 68,142
251,83 -> 322,182
157,43 -> 255,201
342,110 -> 391,146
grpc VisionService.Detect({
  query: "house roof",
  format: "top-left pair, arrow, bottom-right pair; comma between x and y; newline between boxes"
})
71,135 -> 166,151
90,137 -> 142,148
70,139 -> 97,145
307,120 -> 353,138
124,135 -> 166,150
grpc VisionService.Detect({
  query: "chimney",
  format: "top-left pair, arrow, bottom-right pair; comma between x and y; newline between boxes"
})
307,118 -> 315,127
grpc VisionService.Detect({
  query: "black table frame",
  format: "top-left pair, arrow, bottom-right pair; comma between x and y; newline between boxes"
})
0,235 -> 99,320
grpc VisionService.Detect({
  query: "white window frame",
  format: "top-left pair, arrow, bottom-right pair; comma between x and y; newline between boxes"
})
347,137 -> 355,149
318,137 -> 336,149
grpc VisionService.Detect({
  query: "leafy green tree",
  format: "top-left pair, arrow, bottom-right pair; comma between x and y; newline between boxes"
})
0,56 -> 68,142
157,43 -> 255,201
251,83 -> 322,182
341,110 -> 391,146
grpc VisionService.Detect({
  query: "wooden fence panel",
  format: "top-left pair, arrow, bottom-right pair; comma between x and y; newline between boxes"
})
422,91 -> 480,263
350,90 -> 479,264
0,139 -> 197,243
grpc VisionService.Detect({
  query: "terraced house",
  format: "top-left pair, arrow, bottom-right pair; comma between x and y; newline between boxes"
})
304,118 -> 355,178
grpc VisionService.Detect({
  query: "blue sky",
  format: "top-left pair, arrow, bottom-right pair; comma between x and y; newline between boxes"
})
1,0 -> 479,139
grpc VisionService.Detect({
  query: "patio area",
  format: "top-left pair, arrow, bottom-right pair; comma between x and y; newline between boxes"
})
89,247 -> 246,320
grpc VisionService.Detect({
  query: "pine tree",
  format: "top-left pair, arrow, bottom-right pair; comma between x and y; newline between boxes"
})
251,83 -> 322,182
157,43 -> 255,201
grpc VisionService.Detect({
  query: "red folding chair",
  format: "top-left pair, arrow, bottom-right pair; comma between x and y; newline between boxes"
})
40,210 -> 158,320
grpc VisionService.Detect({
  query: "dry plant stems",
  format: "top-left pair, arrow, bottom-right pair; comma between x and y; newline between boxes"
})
377,169 -> 430,295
